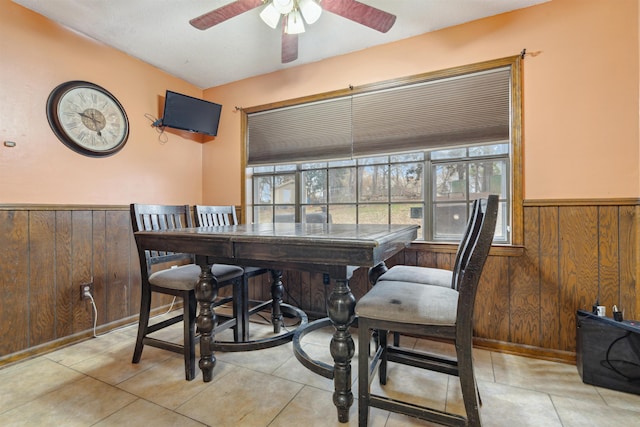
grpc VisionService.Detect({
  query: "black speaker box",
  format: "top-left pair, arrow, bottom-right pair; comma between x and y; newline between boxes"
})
576,310 -> 640,395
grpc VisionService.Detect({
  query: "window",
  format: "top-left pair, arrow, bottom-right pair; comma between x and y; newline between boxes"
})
246,142 -> 509,243
431,144 -> 509,242
243,57 -> 522,244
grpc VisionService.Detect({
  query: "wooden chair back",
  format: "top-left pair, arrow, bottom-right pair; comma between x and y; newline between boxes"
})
130,204 -> 194,275
451,198 -> 483,290
455,194 -> 498,333
194,205 -> 239,227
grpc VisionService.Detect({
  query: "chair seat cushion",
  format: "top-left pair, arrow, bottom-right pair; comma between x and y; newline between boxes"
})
356,280 -> 458,326
149,263 -> 244,290
378,265 -> 453,288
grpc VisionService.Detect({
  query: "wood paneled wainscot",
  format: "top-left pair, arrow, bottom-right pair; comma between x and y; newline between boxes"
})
0,205 -> 144,364
1,200 -> 638,365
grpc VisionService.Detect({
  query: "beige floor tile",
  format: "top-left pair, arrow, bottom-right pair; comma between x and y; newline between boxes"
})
412,337 -> 456,356
281,325 -> 362,387
70,339 -> 173,385
94,398 -> 206,427
295,323 -> 339,347
410,338 -> 495,382
116,322 -> 140,338
369,361 -> 449,411
0,376 -> 136,427
0,357 -> 85,413
471,348 -> 496,382
385,413 -> 446,426
396,334 -> 420,349
476,380 -> 563,427
232,317 -> 301,343
552,394 -> 640,426
384,379 -> 564,427
214,338 -> 295,374
144,320 -> 187,344
491,352 -> 603,402
270,385 -> 388,427
272,341 -> 336,391
2,316 -> 635,427
118,356 -> 234,410
44,330 -> 133,366
176,366 -> 303,427
595,386 -> 640,412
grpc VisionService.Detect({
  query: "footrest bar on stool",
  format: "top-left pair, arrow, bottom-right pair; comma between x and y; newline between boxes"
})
292,317 -> 335,379
209,303 -> 308,352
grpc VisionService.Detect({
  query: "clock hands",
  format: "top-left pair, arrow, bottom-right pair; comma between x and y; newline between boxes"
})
77,110 -> 106,136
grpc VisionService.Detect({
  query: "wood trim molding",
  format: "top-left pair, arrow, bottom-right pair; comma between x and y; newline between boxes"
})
0,204 -> 129,211
244,56 -> 522,114
0,305 -> 176,368
523,198 -> 640,207
473,337 -> 576,364
408,242 -> 524,257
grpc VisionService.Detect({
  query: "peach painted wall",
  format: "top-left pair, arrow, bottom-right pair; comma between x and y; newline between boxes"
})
0,0 -> 204,205
2,0 -> 637,206
202,0 -> 640,204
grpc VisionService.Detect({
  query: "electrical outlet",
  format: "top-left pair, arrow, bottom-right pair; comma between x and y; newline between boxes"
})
80,282 -> 94,301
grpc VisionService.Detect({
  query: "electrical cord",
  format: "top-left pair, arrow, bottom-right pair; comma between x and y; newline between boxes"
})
162,297 -> 177,316
85,293 -> 177,338
85,282 -> 302,339
144,112 -> 168,143
86,292 -> 98,338
601,331 -> 640,382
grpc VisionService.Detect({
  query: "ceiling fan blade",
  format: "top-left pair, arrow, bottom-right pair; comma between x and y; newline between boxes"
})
190,0 -> 264,30
321,0 -> 396,33
282,30 -> 298,63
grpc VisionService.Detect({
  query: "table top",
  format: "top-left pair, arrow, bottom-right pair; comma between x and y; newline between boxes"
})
135,223 -> 419,276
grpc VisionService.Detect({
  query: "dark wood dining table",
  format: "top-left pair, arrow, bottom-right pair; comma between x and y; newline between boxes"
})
134,222 -> 419,423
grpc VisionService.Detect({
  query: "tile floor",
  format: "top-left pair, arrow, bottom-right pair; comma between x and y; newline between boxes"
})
1,310 -> 639,427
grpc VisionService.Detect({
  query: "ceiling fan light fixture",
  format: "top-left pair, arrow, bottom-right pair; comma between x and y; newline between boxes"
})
285,9 -> 305,34
272,0 -> 294,14
299,0 -> 322,25
260,3 -> 281,29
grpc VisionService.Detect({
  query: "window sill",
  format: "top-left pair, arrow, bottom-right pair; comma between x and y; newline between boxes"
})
408,241 -> 524,257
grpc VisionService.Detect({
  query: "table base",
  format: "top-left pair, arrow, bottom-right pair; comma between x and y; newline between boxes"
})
211,302 -> 308,352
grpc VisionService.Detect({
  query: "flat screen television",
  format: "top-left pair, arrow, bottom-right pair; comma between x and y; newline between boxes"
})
161,90 -> 222,136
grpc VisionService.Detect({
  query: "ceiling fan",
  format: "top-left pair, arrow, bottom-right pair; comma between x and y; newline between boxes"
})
189,0 -> 396,63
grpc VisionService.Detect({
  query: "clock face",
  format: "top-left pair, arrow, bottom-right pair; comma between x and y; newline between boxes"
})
47,81 -> 129,157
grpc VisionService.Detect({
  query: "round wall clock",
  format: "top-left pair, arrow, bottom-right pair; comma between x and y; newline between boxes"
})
46,81 -> 129,157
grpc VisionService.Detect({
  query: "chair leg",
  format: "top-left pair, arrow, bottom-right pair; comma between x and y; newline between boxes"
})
241,275 -> 250,341
270,270 -> 284,333
358,319 -> 371,427
231,278 -> 243,342
183,290 -> 197,381
457,342 -> 482,426
132,285 -> 152,364
379,330 -> 388,385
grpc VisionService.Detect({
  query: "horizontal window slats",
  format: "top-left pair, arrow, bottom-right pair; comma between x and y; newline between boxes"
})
247,97 -> 352,165
352,68 -> 510,157
247,66 -> 511,165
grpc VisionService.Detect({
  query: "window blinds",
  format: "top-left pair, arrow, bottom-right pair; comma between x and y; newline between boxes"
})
247,97 -> 352,165
247,66 -> 511,166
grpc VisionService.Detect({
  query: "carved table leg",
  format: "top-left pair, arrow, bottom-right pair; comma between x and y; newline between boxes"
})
195,257 -> 218,382
327,277 -> 356,423
270,269 -> 284,333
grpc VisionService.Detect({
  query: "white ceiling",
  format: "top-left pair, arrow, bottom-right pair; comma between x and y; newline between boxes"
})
13,0 -> 548,89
